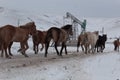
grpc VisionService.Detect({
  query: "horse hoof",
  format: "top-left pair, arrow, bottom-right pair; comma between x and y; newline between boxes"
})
24,55 -> 29,57
6,56 -> 12,59
17,49 -> 22,52
59,54 -> 62,56
1,55 -> 3,57
40,48 -> 43,51
65,53 -> 68,55
9,53 -> 13,56
44,55 -> 47,57
35,52 -> 38,54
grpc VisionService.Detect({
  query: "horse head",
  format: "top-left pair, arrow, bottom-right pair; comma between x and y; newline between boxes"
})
22,22 -> 37,35
103,34 -> 107,41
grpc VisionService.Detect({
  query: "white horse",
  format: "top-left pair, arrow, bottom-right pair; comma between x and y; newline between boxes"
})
84,31 -> 99,54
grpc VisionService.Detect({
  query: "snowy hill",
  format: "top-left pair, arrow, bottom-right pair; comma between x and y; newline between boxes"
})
0,7 -> 120,38
0,7 -> 63,30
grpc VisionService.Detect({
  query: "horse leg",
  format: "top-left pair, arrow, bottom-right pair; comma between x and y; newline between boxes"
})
4,42 -> 11,59
77,41 -> 80,52
40,43 -> 44,51
33,43 -> 38,54
35,44 -> 39,54
8,42 -> 13,56
118,46 -> 119,52
45,42 -> 50,57
81,44 -> 84,52
20,42 -> 29,57
85,45 -> 88,54
0,43 -> 4,57
101,44 -> 105,52
91,45 -> 96,54
33,43 -> 36,54
97,46 -> 99,52
23,41 -> 29,57
101,45 -> 104,52
55,42 -> 59,55
117,45 -> 119,52
60,42 -> 65,56
17,43 -> 22,52
54,42 -> 59,56
93,46 -> 96,53
64,44 -> 67,55
114,45 -> 117,51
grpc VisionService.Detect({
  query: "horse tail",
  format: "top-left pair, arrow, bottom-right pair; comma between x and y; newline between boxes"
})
77,36 -> 80,52
45,28 -> 53,43
77,36 -> 80,47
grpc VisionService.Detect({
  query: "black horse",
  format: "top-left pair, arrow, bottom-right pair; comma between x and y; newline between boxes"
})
95,34 -> 107,52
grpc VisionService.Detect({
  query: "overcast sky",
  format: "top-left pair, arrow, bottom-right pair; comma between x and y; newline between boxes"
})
0,0 -> 120,17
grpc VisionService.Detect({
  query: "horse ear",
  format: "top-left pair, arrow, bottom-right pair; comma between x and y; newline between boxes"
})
31,22 -> 36,26
31,22 -> 35,24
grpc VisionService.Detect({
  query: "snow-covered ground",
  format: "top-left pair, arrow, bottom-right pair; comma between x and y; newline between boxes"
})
0,43 -> 120,80
0,4 -> 120,80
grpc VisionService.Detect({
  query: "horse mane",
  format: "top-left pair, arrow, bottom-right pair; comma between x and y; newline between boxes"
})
102,34 -> 107,41
19,22 -> 35,29
61,24 -> 72,30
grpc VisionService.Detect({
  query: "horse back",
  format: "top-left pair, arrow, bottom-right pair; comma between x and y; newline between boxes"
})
45,27 -> 61,42
0,25 -> 16,42
85,31 -> 98,45
114,40 -> 120,46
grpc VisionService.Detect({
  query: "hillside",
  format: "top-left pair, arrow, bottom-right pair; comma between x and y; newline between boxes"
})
0,7 -> 120,38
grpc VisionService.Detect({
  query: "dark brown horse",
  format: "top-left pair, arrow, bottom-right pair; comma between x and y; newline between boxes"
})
32,30 -> 47,54
113,38 -> 120,51
45,24 -> 73,57
0,22 -> 36,58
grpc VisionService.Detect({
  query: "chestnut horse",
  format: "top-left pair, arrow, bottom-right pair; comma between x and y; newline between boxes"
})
32,30 -> 47,54
0,22 -> 36,58
113,38 -> 120,51
45,24 -> 73,57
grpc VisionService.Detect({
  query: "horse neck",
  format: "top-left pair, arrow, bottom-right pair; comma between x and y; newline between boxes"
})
62,28 -> 70,35
61,29 -> 70,39
19,26 -> 31,35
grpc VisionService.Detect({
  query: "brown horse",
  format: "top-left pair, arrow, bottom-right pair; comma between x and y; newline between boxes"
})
45,24 -> 73,57
113,38 -> 120,51
32,30 -> 47,54
0,22 -> 36,58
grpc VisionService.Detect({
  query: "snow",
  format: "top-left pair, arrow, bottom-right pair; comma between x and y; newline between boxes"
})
1,44 -> 120,80
0,3 -> 120,80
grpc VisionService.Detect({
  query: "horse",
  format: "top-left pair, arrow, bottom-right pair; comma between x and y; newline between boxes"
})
77,33 -> 86,52
44,24 -> 73,57
95,34 -> 107,52
32,30 -> 47,54
0,22 -> 36,58
83,31 -> 99,54
113,38 -> 120,51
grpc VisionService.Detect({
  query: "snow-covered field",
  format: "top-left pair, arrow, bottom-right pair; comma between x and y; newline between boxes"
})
0,44 -> 120,80
1,4 -> 120,80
